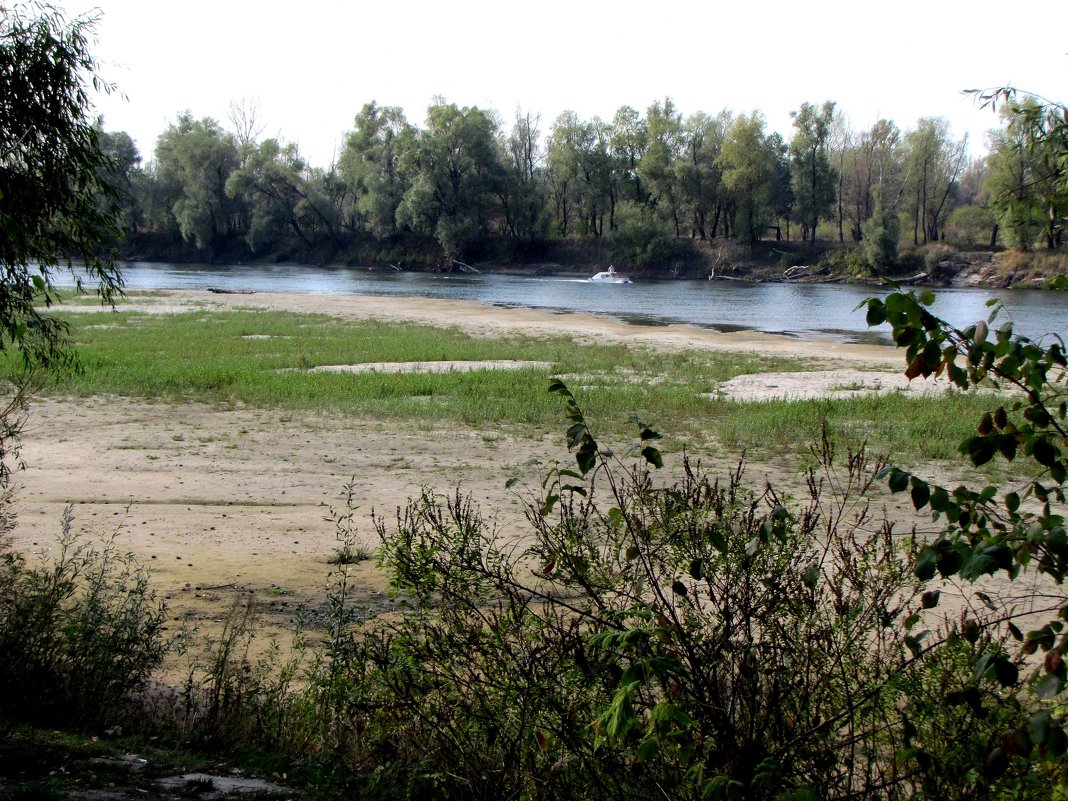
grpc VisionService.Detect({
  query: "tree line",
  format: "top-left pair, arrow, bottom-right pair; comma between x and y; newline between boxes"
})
100,93 -> 1063,270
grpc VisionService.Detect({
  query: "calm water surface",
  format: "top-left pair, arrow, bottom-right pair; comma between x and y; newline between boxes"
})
68,262 -> 1068,345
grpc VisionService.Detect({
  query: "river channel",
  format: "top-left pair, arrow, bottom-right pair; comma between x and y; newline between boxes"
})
66,261 -> 1068,345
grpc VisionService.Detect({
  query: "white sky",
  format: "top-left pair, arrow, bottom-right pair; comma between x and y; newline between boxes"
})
64,0 -> 1068,169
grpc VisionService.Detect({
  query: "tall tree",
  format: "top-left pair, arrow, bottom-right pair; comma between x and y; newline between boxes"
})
828,109 -> 852,243
902,117 -> 967,245
544,111 -> 581,237
497,109 -> 547,242
225,139 -> 338,252
983,94 -> 1067,250
677,110 -> 731,240
338,102 -> 414,237
767,132 -> 794,241
545,112 -> 613,238
396,101 -> 507,262
843,119 -> 903,242
227,97 -> 265,159
789,101 -> 837,245
153,113 -> 242,256
96,126 -> 143,235
609,106 -> 648,206
0,2 -> 123,370
639,98 -> 684,234
718,112 -> 776,245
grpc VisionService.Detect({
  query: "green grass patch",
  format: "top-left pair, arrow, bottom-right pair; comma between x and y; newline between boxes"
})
8,307 -> 800,425
708,391 -> 995,463
0,306 -> 1002,463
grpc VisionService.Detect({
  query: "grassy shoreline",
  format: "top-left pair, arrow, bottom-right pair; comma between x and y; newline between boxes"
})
3,303 -> 998,463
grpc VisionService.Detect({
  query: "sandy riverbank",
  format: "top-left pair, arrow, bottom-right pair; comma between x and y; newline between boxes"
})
65,289 -> 903,365
8,290 -> 913,643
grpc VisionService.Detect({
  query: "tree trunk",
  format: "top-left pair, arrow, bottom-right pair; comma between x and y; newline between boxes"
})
837,164 -> 846,243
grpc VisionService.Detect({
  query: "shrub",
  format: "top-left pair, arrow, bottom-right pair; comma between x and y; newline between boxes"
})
611,202 -> 686,269
0,508 -> 167,727
945,204 -> 997,249
864,284 -> 1068,792
302,385 -> 1031,800
860,200 -> 901,272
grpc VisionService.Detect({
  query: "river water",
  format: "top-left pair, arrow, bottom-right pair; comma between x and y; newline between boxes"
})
64,261 -> 1068,345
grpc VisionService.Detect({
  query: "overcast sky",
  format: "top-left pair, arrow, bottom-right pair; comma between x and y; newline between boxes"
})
64,0 -> 1068,169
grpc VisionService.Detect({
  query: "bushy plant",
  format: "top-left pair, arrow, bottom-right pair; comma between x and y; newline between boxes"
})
860,199 -> 901,273
163,597 -> 319,762
291,384 -> 1030,800
945,205 -> 997,250
611,202 -> 685,269
0,508 -> 167,727
864,282 -> 1068,792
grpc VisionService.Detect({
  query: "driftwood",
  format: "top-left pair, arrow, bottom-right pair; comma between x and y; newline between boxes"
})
897,272 -> 929,285
708,274 -> 755,283
453,260 -> 481,274
207,287 -> 256,294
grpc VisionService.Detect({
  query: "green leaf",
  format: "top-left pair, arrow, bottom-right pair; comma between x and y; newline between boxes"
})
888,468 -> 910,493
1032,438 -> 1058,468
575,444 -> 598,475
707,527 -> 728,554
910,480 -> 931,510
1030,709 -> 1053,744
547,378 -> 570,397
635,738 -> 660,762
540,494 -> 559,516
565,422 -> 587,448
638,425 -> 661,441
1005,492 -> 1021,513
641,446 -> 664,469
929,486 -> 952,513
688,558 -> 704,580
915,548 -> 938,581
865,301 -> 887,326
993,656 -> 1019,687
964,436 -> 997,466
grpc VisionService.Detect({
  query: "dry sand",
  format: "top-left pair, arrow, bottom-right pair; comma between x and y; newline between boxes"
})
10,290 -> 927,642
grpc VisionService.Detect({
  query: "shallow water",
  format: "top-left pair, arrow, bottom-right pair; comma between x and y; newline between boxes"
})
62,262 -> 1068,344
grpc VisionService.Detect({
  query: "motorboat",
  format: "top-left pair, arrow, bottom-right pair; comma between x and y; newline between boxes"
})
588,265 -> 632,284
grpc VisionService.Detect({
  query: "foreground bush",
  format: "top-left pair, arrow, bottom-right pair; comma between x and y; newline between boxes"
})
0,508 -> 167,727
246,387 -> 1029,801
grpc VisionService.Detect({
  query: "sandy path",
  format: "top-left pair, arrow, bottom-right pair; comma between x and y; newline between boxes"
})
8,290 -> 914,646
12,394 -> 563,637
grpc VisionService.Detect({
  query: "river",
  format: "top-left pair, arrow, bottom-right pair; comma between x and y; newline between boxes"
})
62,261 -> 1068,345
